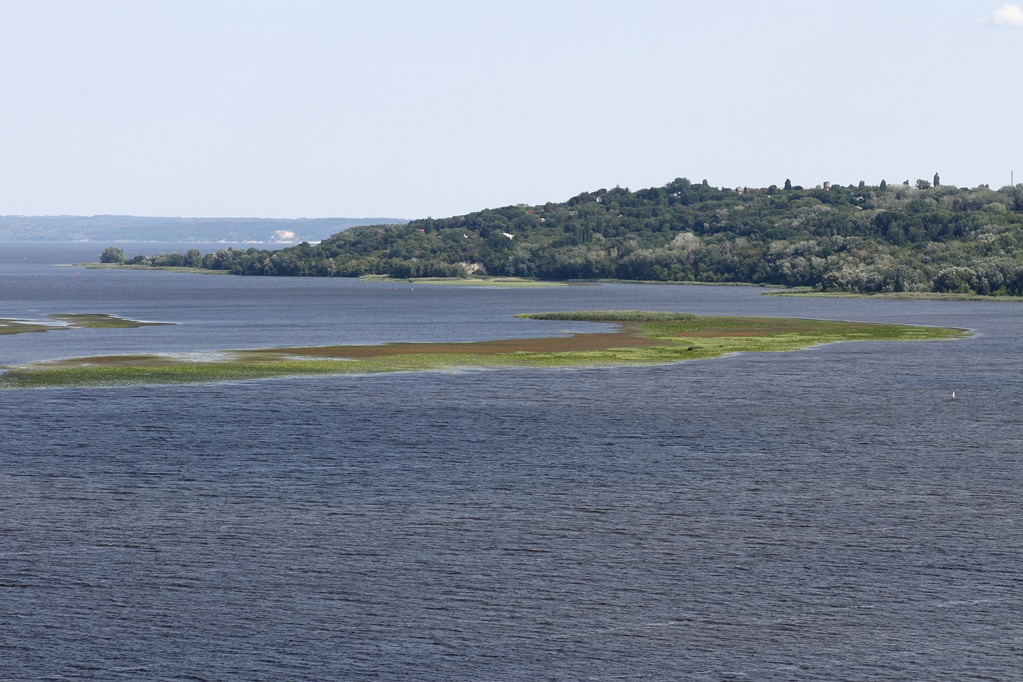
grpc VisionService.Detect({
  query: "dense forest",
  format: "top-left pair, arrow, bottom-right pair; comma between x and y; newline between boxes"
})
103,177 -> 1023,295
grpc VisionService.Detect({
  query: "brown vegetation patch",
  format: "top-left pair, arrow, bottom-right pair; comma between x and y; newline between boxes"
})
266,328 -> 662,359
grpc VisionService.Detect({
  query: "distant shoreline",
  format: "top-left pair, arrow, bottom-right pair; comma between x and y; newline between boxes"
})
763,288 -> 1023,302
4,239 -> 302,245
74,264 -> 1023,301
82,263 -> 229,275
0,215 -> 405,244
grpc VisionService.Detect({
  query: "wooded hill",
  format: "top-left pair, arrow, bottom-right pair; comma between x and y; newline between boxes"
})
109,178 -> 1023,295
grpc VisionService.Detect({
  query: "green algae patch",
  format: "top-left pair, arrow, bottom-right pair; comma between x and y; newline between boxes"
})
0,312 -> 967,389
0,314 -> 172,335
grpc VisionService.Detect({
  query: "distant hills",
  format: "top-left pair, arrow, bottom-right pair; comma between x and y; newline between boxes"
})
0,215 -> 406,243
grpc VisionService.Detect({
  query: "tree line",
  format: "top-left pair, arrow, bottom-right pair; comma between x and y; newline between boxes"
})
102,177 -> 1023,295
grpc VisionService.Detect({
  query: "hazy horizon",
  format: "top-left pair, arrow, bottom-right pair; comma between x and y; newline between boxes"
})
2,1 -> 1021,219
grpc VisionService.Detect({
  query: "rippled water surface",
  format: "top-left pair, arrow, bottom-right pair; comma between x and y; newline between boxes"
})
2,244 -> 1022,680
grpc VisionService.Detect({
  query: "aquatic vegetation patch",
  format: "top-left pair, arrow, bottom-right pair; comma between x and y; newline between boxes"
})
0,314 -> 171,335
0,319 -> 54,335
0,311 -> 966,389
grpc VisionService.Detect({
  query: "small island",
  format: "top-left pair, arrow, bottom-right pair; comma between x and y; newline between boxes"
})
0,311 -> 965,389
1,313 -> 171,335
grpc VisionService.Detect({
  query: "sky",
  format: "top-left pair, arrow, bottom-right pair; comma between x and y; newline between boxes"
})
1,0 -> 1021,219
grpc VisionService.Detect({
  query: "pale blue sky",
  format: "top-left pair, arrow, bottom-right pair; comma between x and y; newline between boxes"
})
1,0 -> 1020,219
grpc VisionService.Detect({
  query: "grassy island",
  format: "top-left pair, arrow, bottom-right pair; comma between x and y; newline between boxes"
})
0,311 -> 965,389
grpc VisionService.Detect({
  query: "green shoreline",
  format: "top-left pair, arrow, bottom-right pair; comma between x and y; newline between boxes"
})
358,274 -> 566,287
84,263 -> 229,275
79,264 -> 1023,300
0,311 -> 966,389
762,288 -> 1023,302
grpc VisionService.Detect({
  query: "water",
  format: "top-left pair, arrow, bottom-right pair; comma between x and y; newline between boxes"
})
2,244 -> 1021,680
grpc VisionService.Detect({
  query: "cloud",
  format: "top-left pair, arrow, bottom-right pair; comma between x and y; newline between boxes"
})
993,4 -> 1023,27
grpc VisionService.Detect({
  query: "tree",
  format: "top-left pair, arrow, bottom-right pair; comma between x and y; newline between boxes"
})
92,176 -> 1023,297
916,179 -> 932,190
100,246 -> 125,263
784,178 -> 792,191
933,172 -> 941,188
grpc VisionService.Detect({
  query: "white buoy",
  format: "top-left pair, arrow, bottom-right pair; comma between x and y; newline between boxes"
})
952,391 -> 956,400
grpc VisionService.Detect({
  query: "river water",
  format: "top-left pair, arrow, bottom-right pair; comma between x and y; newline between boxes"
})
1,243 -> 1021,680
